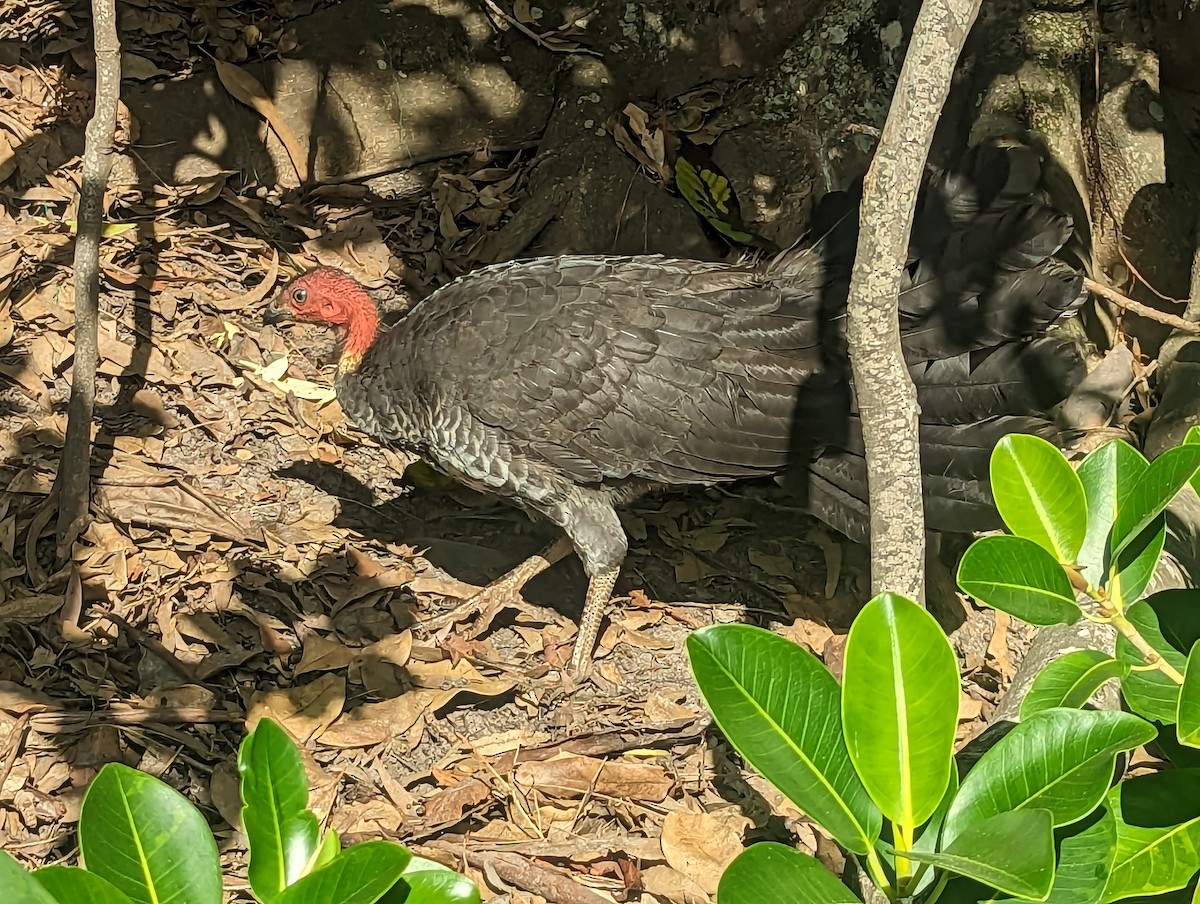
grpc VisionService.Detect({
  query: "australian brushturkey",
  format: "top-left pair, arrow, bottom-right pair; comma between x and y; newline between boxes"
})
270,143 -> 1088,675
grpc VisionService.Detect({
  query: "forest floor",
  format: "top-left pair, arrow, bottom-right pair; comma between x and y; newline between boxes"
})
0,1 -> 1020,901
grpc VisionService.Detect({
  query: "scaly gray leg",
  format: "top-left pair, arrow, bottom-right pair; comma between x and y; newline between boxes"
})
568,566 -> 620,677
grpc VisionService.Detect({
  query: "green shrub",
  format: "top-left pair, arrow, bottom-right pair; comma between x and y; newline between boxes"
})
2,718 -> 481,904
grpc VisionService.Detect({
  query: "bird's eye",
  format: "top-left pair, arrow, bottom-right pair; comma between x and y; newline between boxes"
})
293,288 -> 308,304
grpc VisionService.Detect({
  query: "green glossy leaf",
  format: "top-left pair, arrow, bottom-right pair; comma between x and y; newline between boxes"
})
1147,589 -> 1200,654
897,810 -> 1054,900
239,717 -> 321,899
991,433 -> 1087,562
1077,440 -> 1149,586
716,843 -> 861,904
956,536 -> 1081,625
1109,516 -> 1166,608
943,708 -> 1156,846
274,841 -> 411,904
1112,445 -> 1200,558
1181,642 -> 1200,748
33,867 -> 134,904
312,828 -> 341,872
1102,770 -> 1200,902
687,625 -> 881,854
1038,807 -> 1118,904
909,768 -> 959,897
0,851 -> 60,904
842,592 -> 957,828
79,763 -> 222,904
380,856 -> 482,904
1187,426 -> 1200,496
1117,600 -> 1189,723
1020,650 -> 1129,720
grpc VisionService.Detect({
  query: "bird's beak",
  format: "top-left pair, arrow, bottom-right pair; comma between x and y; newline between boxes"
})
263,300 -> 292,325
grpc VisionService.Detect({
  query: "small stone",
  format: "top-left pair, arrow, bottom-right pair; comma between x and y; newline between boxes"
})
881,21 -> 903,50
1148,100 -> 1165,122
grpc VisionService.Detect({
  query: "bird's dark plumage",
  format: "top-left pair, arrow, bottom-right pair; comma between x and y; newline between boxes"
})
275,142 -> 1089,673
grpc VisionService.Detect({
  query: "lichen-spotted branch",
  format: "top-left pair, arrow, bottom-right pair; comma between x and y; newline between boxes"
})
845,0 -> 983,605
55,0 -> 121,558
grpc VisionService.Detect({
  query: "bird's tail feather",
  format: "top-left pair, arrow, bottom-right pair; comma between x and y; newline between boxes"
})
765,141 -> 1087,361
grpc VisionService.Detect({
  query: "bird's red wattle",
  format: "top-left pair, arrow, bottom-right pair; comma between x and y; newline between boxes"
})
338,288 -> 380,373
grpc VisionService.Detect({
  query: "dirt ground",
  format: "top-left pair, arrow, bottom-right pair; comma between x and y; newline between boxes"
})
0,1 -> 1022,901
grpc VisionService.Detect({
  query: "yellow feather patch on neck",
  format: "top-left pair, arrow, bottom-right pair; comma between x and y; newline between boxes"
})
338,350 -> 364,374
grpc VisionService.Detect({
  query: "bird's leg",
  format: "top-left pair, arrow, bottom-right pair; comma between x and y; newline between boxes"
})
423,534 -> 575,632
568,566 -> 620,678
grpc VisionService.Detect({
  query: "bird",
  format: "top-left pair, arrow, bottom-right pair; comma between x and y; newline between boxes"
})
267,142 -> 1088,677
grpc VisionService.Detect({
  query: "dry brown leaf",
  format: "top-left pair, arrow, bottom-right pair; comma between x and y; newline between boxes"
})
805,527 -> 843,598
215,60 -> 308,183
0,133 -> 15,185
319,689 -> 437,749
295,632 -> 357,676
0,363 -> 50,407
246,673 -> 346,743
513,754 -> 672,802
640,865 -> 709,904
959,690 -> 984,723
0,299 -> 13,349
0,593 -> 64,623
660,810 -> 750,895
421,777 -> 492,826
674,550 -> 715,584
742,772 -> 805,822
644,690 -> 698,722
406,658 -> 516,698
209,761 -> 243,830
0,681 -> 53,716
242,249 -> 281,307
355,631 -> 413,670
333,796 -> 403,836
747,549 -> 799,582
987,610 -> 1012,676
59,567 -> 88,644
93,474 -> 253,543
778,616 -> 835,656
121,51 -> 169,80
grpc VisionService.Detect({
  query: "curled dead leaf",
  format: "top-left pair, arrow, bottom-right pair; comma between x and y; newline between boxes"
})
660,810 -> 751,895
246,673 -> 346,743
513,754 -> 672,802
215,59 -> 309,183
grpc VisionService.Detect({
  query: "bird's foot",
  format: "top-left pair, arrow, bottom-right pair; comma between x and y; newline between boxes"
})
422,537 -> 576,638
422,578 -> 526,638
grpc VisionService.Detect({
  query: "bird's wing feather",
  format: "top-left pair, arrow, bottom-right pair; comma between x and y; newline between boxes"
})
394,254 -> 834,487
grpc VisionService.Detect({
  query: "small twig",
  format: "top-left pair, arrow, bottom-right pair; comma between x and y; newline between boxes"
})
429,847 -> 613,904
28,706 -> 242,733
54,0 -> 121,560
1084,277 -> 1200,335
1117,244 -> 1182,305
479,0 -> 601,57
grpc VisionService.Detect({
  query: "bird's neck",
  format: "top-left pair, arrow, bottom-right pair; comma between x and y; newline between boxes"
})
338,288 -> 380,375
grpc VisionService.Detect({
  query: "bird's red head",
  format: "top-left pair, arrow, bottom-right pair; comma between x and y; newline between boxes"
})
273,267 -> 379,372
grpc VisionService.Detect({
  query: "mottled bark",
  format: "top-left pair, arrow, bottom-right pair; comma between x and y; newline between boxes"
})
55,0 -> 121,559
845,0 -> 982,605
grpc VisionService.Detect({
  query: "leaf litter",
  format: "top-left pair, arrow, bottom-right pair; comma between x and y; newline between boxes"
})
0,5 -> 1015,902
